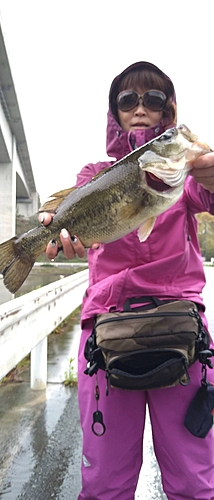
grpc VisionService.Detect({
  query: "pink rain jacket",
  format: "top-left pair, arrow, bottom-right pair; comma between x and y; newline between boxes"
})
75,63 -> 214,323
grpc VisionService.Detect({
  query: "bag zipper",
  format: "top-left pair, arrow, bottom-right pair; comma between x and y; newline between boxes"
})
96,308 -> 198,327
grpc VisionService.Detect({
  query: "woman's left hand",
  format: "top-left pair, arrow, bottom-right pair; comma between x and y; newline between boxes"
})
190,152 -> 214,193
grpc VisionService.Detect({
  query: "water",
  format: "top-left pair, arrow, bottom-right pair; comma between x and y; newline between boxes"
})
15,263 -> 87,298
0,262 -> 87,305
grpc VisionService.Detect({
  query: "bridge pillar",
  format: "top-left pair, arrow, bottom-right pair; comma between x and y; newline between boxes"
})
0,160 -> 16,303
0,161 -> 16,243
17,190 -> 39,218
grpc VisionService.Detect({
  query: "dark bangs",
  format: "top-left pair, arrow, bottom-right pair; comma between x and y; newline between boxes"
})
118,69 -> 173,98
117,69 -> 176,125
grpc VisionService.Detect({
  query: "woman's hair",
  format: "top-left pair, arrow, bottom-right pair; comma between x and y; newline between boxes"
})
117,69 -> 176,125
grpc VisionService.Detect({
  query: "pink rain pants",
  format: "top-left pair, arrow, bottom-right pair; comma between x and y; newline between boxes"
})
77,323 -> 214,500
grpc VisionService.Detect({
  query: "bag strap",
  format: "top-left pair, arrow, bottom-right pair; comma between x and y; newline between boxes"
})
123,296 -> 174,312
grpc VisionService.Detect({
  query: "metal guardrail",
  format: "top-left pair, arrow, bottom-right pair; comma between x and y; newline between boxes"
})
0,269 -> 89,389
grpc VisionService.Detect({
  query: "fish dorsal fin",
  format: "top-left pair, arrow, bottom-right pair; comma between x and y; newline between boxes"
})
137,217 -> 156,242
91,165 -> 113,180
39,187 -> 76,213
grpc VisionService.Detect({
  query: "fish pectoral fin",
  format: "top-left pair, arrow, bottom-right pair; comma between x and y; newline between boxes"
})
39,187 -> 76,213
119,200 -> 143,220
137,217 -> 156,242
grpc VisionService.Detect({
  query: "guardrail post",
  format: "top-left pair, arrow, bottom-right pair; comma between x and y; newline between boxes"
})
31,338 -> 47,390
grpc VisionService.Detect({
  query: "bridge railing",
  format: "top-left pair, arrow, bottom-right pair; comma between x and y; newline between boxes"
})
0,269 -> 89,390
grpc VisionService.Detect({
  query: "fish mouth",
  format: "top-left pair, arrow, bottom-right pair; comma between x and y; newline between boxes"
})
146,172 -> 172,192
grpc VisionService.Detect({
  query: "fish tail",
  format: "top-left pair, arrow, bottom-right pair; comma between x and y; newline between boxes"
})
0,237 -> 35,293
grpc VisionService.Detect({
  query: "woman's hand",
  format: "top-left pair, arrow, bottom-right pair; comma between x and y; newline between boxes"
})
38,212 -> 100,260
190,152 -> 214,193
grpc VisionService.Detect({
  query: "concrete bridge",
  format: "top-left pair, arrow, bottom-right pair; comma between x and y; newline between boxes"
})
0,24 -> 39,246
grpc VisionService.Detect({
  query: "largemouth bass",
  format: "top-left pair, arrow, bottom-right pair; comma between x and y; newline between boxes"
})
0,124 -> 211,293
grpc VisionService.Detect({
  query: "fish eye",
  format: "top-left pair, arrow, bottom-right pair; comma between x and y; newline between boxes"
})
161,128 -> 177,141
178,124 -> 191,133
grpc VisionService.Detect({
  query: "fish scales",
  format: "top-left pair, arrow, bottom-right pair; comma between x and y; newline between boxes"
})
0,125 -> 212,293
50,160 -> 143,244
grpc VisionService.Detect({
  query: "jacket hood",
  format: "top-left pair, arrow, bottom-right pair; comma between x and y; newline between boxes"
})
106,61 -> 177,160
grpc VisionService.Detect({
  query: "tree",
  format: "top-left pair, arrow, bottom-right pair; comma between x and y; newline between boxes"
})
196,213 -> 214,261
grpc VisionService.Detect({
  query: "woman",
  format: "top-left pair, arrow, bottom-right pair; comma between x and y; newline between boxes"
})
41,62 -> 214,499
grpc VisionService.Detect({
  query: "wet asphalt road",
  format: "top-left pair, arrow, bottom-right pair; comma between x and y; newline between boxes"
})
0,325 -> 166,500
0,384 -> 82,499
0,325 -> 82,500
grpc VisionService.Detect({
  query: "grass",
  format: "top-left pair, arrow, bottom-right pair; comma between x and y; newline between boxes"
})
0,355 -> 30,385
63,357 -> 78,386
1,307 -> 81,385
51,306 -> 81,335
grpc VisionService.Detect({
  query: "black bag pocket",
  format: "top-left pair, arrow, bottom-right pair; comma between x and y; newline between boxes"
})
106,349 -> 190,391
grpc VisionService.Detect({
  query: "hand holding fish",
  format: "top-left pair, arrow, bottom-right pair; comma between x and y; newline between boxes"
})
190,152 -> 214,192
38,212 -> 100,259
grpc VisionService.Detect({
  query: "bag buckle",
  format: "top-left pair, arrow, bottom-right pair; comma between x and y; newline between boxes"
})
198,349 -> 213,369
84,361 -> 99,377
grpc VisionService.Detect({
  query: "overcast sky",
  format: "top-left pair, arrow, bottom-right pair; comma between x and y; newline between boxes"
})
0,0 -> 213,203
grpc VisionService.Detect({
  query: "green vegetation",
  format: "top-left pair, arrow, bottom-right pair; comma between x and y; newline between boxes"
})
63,357 -> 78,386
1,308 -> 81,384
51,306 -> 81,335
0,355 -> 30,385
196,213 -> 214,261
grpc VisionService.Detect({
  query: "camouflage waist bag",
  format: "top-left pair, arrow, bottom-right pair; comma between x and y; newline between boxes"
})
84,298 -> 210,392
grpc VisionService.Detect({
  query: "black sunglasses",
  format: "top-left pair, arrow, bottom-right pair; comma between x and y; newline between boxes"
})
116,89 -> 167,112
